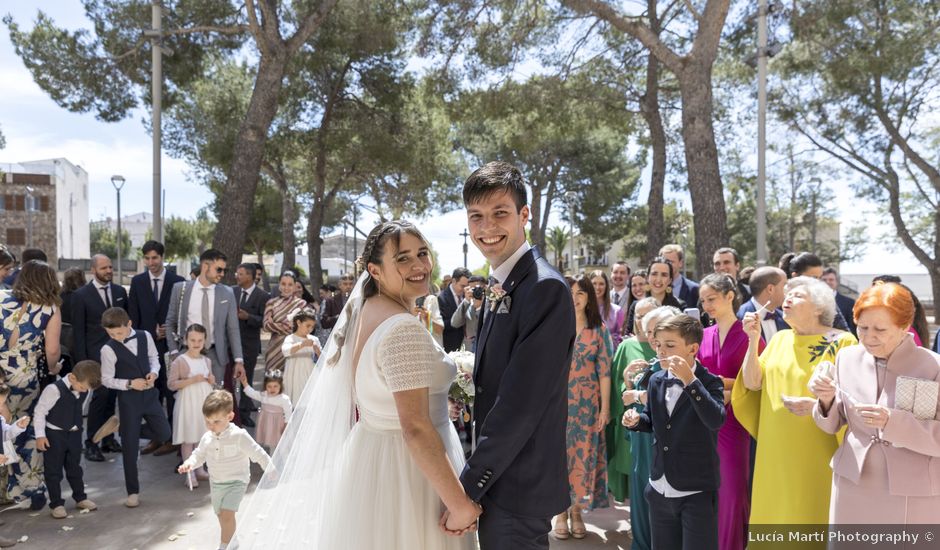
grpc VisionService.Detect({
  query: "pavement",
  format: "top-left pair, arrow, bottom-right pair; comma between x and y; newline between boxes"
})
3,440 -> 634,550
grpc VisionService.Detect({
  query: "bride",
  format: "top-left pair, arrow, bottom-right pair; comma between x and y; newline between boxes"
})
232,220 -> 480,549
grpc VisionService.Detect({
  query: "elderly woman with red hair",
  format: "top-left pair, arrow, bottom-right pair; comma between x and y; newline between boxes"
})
811,282 -> 940,523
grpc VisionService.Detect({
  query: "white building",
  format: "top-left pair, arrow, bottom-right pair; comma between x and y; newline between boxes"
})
98,211 -> 154,251
0,157 -> 91,262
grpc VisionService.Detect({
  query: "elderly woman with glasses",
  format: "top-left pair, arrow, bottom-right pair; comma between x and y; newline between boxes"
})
732,276 -> 857,525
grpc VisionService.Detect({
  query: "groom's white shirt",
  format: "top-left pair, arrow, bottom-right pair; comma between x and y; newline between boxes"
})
491,241 -> 531,285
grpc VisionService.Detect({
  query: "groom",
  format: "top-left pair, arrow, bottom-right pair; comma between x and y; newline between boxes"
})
455,162 -> 576,549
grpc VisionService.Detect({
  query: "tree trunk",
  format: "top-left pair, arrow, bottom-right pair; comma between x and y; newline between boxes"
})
212,53 -> 289,282
677,63 -> 728,277
281,187 -> 297,271
530,180 -> 545,250
306,198 -> 327,297
641,45 -> 666,264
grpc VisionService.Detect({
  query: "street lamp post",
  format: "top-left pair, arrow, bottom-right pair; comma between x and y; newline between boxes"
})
111,175 -> 126,285
460,229 -> 469,269
25,185 -> 34,248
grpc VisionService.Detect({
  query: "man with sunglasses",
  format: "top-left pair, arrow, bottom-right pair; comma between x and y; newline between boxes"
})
165,249 -> 246,388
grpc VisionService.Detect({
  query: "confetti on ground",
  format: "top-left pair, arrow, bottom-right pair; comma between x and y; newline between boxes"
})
79,508 -> 91,514
28,512 -> 39,517
176,530 -> 188,536
108,459 -> 116,463
61,526 -> 74,531
168,534 -> 179,541
17,536 -> 27,543
66,515 -> 74,519
186,511 -> 194,517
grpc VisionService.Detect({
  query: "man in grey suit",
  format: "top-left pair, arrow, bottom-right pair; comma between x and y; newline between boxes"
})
165,249 -> 246,386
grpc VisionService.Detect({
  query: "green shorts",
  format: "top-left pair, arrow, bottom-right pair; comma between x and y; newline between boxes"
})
210,480 -> 247,514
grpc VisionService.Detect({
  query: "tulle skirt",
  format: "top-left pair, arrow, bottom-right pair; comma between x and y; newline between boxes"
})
233,418 -> 476,549
317,418 -> 475,549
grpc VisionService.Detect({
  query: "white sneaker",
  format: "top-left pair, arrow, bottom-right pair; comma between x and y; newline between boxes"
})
76,499 -> 97,511
125,494 -> 139,508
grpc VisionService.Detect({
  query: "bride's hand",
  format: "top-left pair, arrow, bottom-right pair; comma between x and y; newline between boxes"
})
440,499 -> 482,535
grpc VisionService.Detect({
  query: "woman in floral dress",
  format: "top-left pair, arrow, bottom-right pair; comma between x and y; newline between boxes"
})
554,275 -> 611,540
0,260 -> 62,508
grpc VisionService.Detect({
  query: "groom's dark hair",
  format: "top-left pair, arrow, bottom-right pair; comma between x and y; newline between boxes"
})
463,161 -> 528,212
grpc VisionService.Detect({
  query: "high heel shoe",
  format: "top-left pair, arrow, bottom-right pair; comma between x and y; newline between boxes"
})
552,512 -> 570,540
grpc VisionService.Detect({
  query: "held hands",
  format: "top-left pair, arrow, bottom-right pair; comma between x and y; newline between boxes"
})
177,463 -> 192,474
439,499 -> 482,536
237,372 -> 249,387
780,395 -> 816,417
622,409 -> 640,428
36,437 -> 50,452
15,416 -> 30,429
856,404 -> 890,429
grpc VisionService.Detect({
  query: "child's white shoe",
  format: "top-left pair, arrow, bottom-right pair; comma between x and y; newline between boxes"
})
125,494 -> 139,508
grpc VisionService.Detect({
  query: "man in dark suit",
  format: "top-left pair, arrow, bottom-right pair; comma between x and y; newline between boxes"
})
127,240 -> 185,455
451,162 -> 575,550
624,314 -> 725,550
232,263 -> 270,426
437,267 -> 472,352
660,244 -> 699,307
821,267 -> 857,334
320,273 -> 355,331
712,247 -> 751,304
72,254 -> 128,461
736,266 -> 789,343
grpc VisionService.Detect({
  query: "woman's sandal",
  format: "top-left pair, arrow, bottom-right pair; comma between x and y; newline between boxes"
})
570,514 -> 587,539
552,513 -> 570,540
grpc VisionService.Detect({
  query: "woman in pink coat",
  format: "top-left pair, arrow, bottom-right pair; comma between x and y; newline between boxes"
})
811,282 -> 940,523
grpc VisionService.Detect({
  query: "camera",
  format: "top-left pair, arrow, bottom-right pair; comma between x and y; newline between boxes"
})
472,286 -> 485,300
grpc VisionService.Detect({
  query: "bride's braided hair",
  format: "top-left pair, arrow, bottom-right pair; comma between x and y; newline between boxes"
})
326,220 -> 429,367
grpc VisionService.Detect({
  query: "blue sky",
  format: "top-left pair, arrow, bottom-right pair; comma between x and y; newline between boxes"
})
0,2 -> 925,277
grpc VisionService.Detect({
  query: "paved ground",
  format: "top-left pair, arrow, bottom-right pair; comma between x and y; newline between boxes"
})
3,441 -> 634,549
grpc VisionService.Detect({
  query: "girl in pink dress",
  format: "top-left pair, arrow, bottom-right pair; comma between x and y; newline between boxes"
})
238,370 -> 292,452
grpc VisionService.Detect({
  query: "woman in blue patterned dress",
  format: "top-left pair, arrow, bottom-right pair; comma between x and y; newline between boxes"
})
554,275 -> 612,540
0,260 -> 62,508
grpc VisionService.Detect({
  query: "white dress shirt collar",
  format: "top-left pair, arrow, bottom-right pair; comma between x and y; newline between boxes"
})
149,268 -> 166,282
195,278 -> 216,291
491,241 -> 531,285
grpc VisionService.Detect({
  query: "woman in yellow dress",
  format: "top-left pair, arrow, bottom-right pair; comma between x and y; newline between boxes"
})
732,276 -> 856,524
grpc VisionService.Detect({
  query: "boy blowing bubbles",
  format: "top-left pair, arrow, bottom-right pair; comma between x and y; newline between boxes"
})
623,314 -> 725,550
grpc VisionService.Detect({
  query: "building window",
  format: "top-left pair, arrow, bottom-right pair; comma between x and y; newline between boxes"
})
7,228 -> 26,246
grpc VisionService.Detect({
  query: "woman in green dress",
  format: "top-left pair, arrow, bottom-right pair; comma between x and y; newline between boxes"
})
607,297 -> 658,501
619,303 -> 682,550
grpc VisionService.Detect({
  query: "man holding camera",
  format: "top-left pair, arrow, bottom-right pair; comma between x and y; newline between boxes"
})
451,275 -> 486,352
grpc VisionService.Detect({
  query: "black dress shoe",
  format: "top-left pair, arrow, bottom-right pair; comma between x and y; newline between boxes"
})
30,493 -> 47,511
84,446 -> 105,462
101,440 -> 123,453
240,415 -> 256,428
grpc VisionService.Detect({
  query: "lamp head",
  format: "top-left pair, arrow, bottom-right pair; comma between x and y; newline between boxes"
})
110,175 -> 126,190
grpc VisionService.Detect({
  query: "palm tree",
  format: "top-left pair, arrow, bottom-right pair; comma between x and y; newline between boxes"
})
547,226 -> 569,271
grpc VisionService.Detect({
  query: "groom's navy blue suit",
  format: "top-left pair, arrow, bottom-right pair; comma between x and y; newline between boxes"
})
461,246 -> 575,549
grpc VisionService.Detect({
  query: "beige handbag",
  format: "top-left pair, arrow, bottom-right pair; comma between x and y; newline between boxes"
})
895,376 -> 939,421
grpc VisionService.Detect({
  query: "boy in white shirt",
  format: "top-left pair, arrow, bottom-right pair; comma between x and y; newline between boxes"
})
178,390 -> 270,550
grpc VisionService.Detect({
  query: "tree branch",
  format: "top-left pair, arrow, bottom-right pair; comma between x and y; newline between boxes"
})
286,0 -> 341,54
562,0 -> 684,74
680,0 -> 702,22
245,0 -> 270,55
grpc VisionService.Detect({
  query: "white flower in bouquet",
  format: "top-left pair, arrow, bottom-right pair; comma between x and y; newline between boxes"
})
447,350 -> 476,406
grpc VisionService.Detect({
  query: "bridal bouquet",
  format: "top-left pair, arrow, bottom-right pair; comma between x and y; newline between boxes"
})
448,350 -> 476,408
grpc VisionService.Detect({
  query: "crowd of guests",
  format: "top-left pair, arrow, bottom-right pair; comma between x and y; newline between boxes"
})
2,236 -> 940,549
0,242 -> 351,548
539,244 -> 940,549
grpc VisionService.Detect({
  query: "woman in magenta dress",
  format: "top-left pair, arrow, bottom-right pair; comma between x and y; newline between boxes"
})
696,274 -> 763,550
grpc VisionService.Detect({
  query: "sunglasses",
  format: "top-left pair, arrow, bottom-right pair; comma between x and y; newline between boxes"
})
214,267 -> 227,274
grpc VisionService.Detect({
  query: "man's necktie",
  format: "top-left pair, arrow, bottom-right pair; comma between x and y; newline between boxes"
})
101,286 -> 112,308
614,292 -> 620,304
201,288 -> 212,346
152,278 -> 160,303
240,289 -> 249,308
664,377 -> 685,388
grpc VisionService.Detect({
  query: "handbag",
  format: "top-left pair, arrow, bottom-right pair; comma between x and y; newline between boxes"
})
895,375 -> 939,421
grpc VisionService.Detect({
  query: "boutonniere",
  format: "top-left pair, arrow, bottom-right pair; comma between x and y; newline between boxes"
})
486,284 -> 506,312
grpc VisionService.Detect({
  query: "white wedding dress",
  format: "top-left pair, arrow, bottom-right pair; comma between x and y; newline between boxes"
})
233,307 -> 474,549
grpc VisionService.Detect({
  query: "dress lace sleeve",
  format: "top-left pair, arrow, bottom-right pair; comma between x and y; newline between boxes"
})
378,318 -> 437,393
